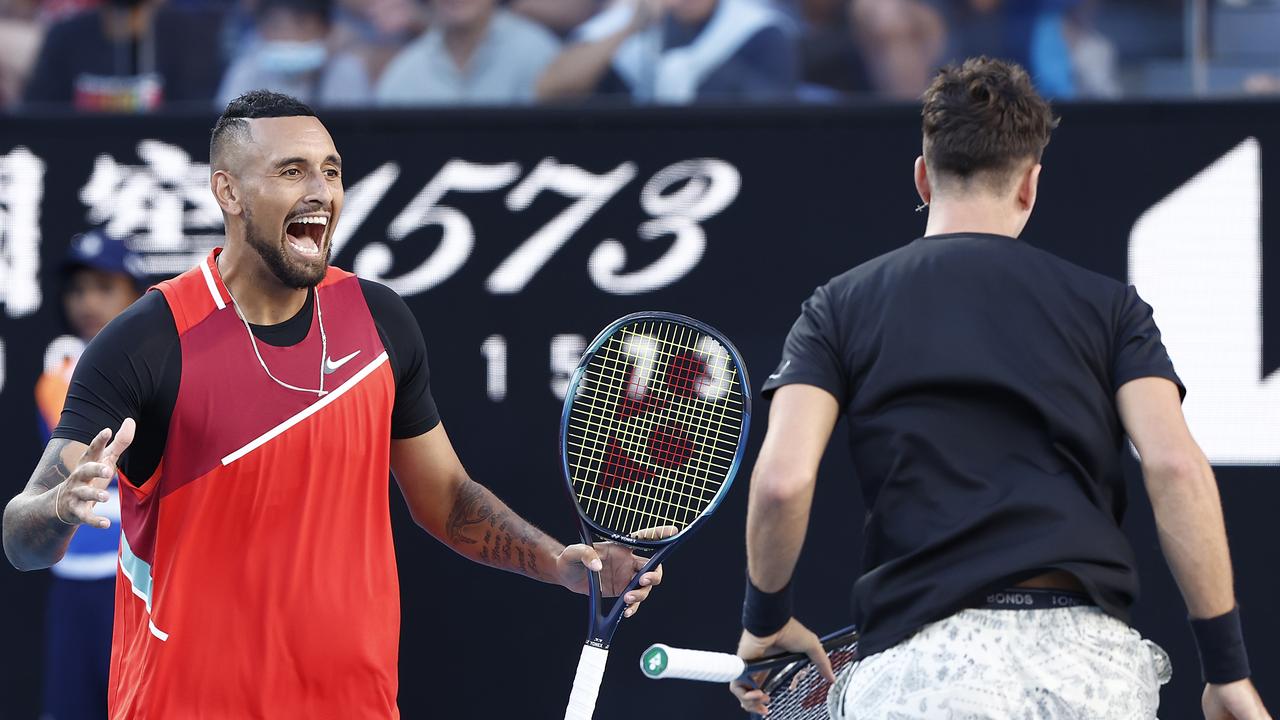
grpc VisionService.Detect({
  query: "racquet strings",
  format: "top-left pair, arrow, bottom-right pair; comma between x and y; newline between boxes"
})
565,319 -> 746,537
755,633 -> 860,720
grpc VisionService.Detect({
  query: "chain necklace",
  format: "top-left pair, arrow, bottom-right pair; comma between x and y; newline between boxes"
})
222,271 -> 330,398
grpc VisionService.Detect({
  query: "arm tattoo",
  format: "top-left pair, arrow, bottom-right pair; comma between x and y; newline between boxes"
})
445,479 -> 552,581
4,439 -> 77,570
445,480 -> 491,546
31,439 -> 73,493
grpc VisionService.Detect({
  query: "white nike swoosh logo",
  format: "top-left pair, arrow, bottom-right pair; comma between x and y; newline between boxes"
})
767,359 -> 791,381
323,350 -> 361,375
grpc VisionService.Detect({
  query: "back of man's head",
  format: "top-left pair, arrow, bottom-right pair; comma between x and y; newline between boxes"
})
210,90 -> 317,172
921,57 -> 1058,197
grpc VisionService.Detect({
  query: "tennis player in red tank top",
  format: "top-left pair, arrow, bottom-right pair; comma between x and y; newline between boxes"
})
3,91 -> 669,718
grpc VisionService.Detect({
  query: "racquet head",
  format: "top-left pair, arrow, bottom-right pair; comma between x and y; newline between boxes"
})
560,311 -> 751,546
640,626 -> 859,719
750,627 -> 860,720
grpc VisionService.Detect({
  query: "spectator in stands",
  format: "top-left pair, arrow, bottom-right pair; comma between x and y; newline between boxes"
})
536,0 -> 798,104
850,0 -> 945,98
217,0 -> 371,107
1062,0 -> 1119,97
935,0 -> 1082,97
375,0 -> 559,105
329,0 -> 428,85
34,230 -> 143,720
510,0 -> 601,36
0,1 -> 44,108
789,0 -> 872,97
21,0 -> 225,111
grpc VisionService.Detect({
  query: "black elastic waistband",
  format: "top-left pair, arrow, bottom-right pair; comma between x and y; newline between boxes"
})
976,588 -> 1096,610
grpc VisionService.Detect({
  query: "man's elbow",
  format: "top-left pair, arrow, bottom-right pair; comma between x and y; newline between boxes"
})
1140,447 -> 1207,483
3,534 -> 41,572
750,466 -> 816,507
1139,447 -> 1217,505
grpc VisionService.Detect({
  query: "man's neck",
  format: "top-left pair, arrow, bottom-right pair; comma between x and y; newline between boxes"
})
101,3 -> 156,42
217,243 -> 309,326
443,10 -> 494,70
922,198 -> 1024,239
673,0 -> 718,24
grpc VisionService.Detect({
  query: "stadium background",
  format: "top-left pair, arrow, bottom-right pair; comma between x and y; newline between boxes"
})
1,102 -> 1277,718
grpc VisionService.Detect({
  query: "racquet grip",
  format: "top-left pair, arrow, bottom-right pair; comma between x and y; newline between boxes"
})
640,644 -> 746,682
564,644 -> 610,720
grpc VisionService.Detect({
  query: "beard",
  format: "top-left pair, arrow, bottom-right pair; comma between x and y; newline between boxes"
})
242,207 -> 329,289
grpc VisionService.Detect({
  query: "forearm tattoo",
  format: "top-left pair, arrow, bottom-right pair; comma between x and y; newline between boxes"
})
3,439 -> 76,570
33,439 -> 73,492
446,479 -> 553,581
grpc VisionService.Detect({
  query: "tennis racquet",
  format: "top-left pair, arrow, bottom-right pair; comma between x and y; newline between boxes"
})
640,626 -> 860,720
560,311 -> 752,720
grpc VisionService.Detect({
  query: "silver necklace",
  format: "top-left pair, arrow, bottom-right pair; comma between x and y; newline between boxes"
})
223,275 -> 329,398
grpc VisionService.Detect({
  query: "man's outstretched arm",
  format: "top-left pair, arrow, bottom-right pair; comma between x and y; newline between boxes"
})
389,422 -> 662,613
4,419 -> 134,571
1117,377 -> 1270,720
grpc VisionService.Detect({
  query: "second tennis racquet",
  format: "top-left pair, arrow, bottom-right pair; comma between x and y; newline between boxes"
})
640,626 -> 860,720
560,311 -> 752,720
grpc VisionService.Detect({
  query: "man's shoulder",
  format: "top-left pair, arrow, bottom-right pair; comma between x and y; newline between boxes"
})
103,290 -> 176,339
492,9 -> 561,53
48,8 -> 101,36
1016,240 -> 1126,296
377,31 -> 443,91
77,290 -> 178,378
824,242 -> 914,290
357,278 -> 414,322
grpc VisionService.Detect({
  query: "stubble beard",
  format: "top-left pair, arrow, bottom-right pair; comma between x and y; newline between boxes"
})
242,205 -> 329,289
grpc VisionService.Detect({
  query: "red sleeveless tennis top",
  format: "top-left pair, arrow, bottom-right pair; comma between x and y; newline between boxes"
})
109,249 -> 400,718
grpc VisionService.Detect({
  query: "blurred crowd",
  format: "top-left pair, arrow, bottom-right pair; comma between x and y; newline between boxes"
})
0,0 -> 1272,112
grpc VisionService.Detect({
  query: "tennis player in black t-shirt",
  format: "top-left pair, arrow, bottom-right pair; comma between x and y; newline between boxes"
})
731,58 -> 1270,719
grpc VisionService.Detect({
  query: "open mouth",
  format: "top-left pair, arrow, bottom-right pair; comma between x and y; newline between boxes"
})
285,215 -> 328,258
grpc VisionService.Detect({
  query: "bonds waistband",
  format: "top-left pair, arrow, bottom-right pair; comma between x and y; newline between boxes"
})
977,588 -> 1096,610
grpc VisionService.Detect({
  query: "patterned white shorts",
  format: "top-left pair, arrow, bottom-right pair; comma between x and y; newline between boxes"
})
828,606 -> 1172,720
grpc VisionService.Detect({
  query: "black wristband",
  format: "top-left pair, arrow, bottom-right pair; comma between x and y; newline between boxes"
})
1190,606 -> 1251,684
742,575 -> 793,637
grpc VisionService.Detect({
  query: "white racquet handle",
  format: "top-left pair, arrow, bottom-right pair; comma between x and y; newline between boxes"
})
564,644 -> 610,720
640,643 -> 746,682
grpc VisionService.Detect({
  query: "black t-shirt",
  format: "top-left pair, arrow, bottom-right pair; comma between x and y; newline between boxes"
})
762,233 -> 1184,657
51,279 -> 440,486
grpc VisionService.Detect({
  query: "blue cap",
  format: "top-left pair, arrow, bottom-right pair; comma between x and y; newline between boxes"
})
62,229 -> 146,287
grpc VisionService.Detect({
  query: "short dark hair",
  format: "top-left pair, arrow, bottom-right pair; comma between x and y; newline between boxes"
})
210,90 -> 317,170
921,57 -> 1058,192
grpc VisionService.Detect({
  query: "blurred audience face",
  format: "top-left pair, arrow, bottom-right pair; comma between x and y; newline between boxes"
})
256,3 -> 330,75
260,5 -> 329,43
850,0 -> 944,99
432,0 -> 496,30
64,268 -> 140,340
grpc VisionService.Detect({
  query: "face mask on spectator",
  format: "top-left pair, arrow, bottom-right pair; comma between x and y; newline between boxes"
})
257,41 -> 329,75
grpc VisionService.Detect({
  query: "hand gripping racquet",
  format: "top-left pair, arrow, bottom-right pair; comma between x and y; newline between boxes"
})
561,312 -> 752,720
641,626 -> 860,720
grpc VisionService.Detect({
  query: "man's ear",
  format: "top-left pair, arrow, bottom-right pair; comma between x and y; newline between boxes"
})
1017,162 -> 1041,212
211,170 -> 243,216
914,156 -> 932,206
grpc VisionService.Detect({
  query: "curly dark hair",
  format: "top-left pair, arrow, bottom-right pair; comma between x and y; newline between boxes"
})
210,90 -> 317,170
921,57 -> 1059,193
